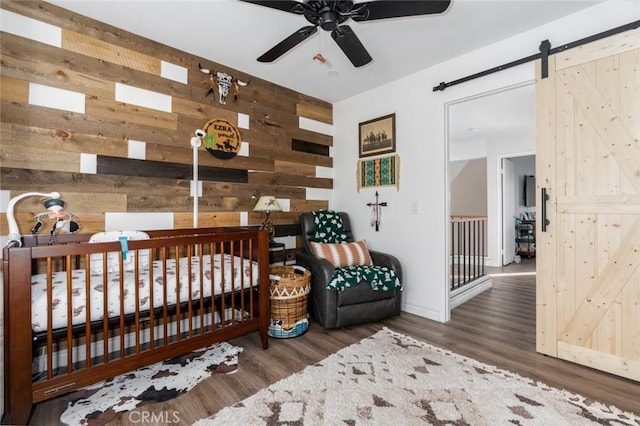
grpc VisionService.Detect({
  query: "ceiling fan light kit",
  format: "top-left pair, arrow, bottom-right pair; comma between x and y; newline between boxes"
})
242,0 -> 451,67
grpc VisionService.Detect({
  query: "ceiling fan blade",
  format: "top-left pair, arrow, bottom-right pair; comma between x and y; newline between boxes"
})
331,25 -> 372,67
238,0 -> 308,14
257,26 -> 318,62
351,0 -> 451,21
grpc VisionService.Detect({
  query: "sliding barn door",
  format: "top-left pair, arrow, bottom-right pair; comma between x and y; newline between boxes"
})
536,31 -> 640,381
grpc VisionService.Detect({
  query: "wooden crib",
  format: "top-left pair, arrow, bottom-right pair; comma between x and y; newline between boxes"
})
2,227 -> 270,424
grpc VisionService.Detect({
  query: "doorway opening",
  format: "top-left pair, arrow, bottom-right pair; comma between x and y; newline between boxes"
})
446,81 -> 535,307
500,154 -> 535,267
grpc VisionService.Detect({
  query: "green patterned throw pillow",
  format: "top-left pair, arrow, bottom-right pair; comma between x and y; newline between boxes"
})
312,210 -> 348,243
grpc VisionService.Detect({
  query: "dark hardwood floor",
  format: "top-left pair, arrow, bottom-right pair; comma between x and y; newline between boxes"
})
30,260 -> 639,425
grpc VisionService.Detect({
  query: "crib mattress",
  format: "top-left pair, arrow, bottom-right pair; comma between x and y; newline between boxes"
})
31,254 -> 258,332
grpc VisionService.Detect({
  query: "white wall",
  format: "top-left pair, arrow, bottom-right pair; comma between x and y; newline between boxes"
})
332,1 -> 638,322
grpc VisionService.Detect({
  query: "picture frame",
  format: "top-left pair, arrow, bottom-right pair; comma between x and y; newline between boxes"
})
357,154 -> 400,192
359,113 -> 396,158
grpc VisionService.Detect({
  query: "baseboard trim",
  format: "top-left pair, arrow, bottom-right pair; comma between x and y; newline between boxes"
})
450,275 -> 492,309
401,303 -> 443,322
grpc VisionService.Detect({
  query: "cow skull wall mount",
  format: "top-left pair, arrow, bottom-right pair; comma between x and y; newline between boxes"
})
198,63 -> 249,105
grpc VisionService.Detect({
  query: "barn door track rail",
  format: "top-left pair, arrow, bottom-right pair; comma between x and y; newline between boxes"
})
432,20 -> 639,92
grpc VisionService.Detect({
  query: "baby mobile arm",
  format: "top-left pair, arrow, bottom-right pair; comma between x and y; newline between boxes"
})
5,191 -> 59,247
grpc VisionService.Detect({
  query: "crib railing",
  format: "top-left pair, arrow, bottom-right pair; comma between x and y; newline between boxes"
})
3,227 -> 270,425
29,237 -> 259,396
450,216 -> 487,290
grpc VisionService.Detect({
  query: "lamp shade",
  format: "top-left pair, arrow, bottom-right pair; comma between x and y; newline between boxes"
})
253,196 -> 282,212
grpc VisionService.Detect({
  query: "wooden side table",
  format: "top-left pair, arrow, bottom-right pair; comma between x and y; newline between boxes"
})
268,242 -> 286,265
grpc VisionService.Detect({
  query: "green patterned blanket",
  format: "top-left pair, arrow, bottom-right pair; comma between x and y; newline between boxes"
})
312,210 -> 402,292
327,265 -> 402,292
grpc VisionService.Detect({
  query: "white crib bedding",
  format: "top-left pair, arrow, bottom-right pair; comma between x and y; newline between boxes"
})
31,254 -> 259,333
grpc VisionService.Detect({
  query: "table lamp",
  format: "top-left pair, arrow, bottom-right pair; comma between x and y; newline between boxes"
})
253,195 -> 282,242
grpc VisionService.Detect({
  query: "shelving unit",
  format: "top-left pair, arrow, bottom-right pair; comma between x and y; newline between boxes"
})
516,220 -> 536,258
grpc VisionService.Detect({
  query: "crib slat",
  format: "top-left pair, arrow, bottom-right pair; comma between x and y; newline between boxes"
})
248,238 -> 254,319
84,255 -> 92,368
134,250 -> 140,355
240,239 -> 246,318
232,241 -> 237,323
230,241 -> 236,324
218,244 -> 226,327
46,257 -> 54,380
186,244 -> 193,339
162,247 -> 168,346
199,245 -> 207,335
213,243 -> 219,331
175,244 -> 181,342
101,253 -> 109,364
245,240 -> 249,317
65,256 -> 73,374
118,255 -> 125,359
149,248 -> 155,350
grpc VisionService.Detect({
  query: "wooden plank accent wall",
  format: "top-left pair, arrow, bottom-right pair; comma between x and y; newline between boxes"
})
0,1 -> 332,246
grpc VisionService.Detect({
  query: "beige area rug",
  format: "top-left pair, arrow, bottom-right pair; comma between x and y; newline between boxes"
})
195,328 -> 639,425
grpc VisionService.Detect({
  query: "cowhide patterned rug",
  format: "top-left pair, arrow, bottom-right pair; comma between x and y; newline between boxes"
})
195,328 -> 639,425
60,342 -> 242,425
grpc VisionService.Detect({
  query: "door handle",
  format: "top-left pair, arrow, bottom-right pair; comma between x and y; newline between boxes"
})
541,187 -> 551,232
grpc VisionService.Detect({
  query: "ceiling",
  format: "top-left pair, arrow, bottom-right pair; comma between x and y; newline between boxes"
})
47,0 -> 602,104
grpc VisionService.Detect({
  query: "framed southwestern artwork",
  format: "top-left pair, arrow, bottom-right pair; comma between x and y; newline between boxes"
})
357,154 -> 399,191
359,113 -> 395,157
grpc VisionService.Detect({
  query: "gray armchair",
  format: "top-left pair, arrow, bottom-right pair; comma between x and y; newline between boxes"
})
295,212 -> 402,329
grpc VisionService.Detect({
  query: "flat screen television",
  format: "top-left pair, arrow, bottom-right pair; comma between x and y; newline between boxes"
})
524,175 -> 536,207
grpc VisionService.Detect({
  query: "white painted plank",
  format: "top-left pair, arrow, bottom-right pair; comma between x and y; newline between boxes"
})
160,61 -> 188,84
105,212 -> 174,231
115,83 -> 172,113
29,83 -> 85,113
299,116 -> 333,136
0,9 -> 61,47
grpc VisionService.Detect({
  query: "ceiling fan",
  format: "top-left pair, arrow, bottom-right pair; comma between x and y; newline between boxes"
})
241,0 -> 452,67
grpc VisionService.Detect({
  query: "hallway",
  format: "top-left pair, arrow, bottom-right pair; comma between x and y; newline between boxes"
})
487,257 -> 536,275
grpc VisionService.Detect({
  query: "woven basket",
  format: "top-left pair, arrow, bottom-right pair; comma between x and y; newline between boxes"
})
269,265 -> 311,333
